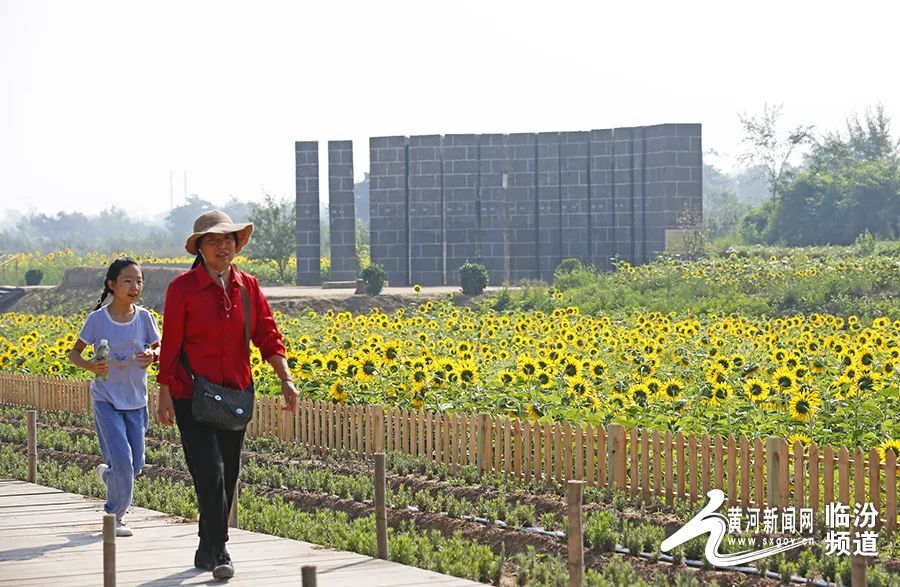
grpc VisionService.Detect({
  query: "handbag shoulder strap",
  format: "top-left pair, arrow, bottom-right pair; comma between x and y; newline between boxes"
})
180,276 -> 252,380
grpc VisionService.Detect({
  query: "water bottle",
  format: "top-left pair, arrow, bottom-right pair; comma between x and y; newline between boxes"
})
95,339 -> 110,381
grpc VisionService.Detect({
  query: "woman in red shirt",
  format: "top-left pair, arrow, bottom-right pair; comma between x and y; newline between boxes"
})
156,210 -> 298,580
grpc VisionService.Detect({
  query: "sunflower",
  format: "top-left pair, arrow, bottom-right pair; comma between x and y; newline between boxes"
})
409,364 -> 428,386
787,433 -> 812,451
626,382 -> 650,406
567,376 -> 590,398
535,369 -> 554,390
496,370 -> 516,386
660,378 -> 685,400
323,351 -> 343,374
381,340 -> 401,364
517,356 -> 538,378
328,379 -> 348,403
644,377 -> 663,397
772,366 -> 796,392
878,439 -> 900,462
788,390 -> 821,422
705,365 -> 727,385
525,404 -> 543,420
706,382 -> 732,406
455,360 -> 478,385
560,356 -> 581,378
744,378 -> 771,403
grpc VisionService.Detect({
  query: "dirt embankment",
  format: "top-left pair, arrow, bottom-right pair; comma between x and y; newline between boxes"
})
10,267 -> 486,316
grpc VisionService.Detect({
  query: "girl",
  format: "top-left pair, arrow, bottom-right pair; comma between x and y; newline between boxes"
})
67,257 -> 160,537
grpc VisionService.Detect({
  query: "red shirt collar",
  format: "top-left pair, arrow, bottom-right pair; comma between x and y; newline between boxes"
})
191,264 -> 245,290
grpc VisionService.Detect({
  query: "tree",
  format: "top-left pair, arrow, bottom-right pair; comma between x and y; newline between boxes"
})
165,195 -> 215,240
743,106 -> 900,245
738,103 -> 815,200
246,194 -> 295,283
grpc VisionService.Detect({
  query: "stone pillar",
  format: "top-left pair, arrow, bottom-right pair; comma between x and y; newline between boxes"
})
537,132 -> 561,282
295,141 -> 320,285
408,135 -> 443,286
442,134 -> 479,285
369,136 -> 409,286
328,140 -> 357,282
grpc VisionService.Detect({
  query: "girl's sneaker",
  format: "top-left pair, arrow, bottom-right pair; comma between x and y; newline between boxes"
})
115,522 -> 134,537
95,463 -> 109,484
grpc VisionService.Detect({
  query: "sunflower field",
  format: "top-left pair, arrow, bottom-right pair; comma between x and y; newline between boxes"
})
2,298 -> 898,455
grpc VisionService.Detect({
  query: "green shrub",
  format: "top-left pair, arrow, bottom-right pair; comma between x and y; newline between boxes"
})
25,269 -> 43,285
459,261 -> 488,295
360,263 -> 386,296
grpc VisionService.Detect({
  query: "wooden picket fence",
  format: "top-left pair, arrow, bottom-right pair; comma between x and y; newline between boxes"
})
1,372 -> 896,535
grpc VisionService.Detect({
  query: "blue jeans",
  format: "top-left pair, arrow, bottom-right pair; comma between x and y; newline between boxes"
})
93,400 -> 148,522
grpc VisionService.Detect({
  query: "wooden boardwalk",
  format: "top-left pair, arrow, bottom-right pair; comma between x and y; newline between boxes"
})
0,479 -> 481,587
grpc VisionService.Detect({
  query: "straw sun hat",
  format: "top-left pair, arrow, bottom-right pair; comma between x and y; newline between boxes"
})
184,210 -> 254,255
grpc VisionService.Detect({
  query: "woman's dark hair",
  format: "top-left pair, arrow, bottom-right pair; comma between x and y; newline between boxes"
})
93,257 -> 140,311
191,233 -> 238,269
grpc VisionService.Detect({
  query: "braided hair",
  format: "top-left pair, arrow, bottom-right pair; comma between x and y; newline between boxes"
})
93,257 -> 139,311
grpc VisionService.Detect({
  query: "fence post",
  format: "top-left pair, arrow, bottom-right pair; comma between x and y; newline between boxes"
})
607,424 -> 626,492
103,513 -> 116,587
374,407 -> 385,453
301,565 -> 317,586
766,436 -> 788,507
567,480 -> 584,587
228,479 -> 239,528
374,452 -> 388,560
26,410 -> 37,483
851,555 -> 867,586
477,413 -> 491,476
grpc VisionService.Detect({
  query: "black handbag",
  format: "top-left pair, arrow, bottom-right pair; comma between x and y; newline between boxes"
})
181,285 -> 255,431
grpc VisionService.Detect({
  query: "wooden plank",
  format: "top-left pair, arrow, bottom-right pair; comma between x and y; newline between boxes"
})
664,431 -> 673,505
417,411 -> 425,460
523,419 -> 532,483
688,433 -> 698,502
503,418 -> 512,477
574,424 -> 584,482
493,416 -> 502,473
597,426 -> 606,487
854,447 -> 866,508
869,448 -> 880,531
652,431 -> 662,501
640,429 -> 650,502
740,436 -> 750,508
727,436 -> 737,506
838,446 -> 850,507
513,420 -> 522,480
450,413 -> 458,472
442,413 -> 452,469
824,445 -> 835,507
809,441 -> 819,513
563,422 -> 573,482
794,440 -> 804,509
425,411 -> 433,462
532,421 -> 542,483
385,406 -> 394,453
712,435 -> 723,492
585,424 -> 594,486
0,480 -> 481,587
675,432 -> 685,501
701,435 -> 711,496
886,450 -> 896,537
468,414 -> 477,468
629,428 -> 638,496
543,421 -> 552,481
754,437 -> 764,507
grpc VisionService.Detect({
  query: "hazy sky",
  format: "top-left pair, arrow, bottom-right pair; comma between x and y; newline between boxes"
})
2,0 -> 898,220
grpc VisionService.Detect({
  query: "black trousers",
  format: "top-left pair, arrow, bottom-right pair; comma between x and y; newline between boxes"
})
173,398 -> 245,549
